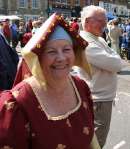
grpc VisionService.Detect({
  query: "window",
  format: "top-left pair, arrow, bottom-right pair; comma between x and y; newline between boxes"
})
32,0 -> 39,9
56,0 -> 67,4
75,0 -> 80,6
19,0 -> 26,8
56,0 -> 61,2
61,0 -> 67,4
24,15 -> 39,22
0,1 -> 2,7
104,2 -> 110,12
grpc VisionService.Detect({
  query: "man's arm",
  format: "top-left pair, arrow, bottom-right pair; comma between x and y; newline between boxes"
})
85,44 -> 123,73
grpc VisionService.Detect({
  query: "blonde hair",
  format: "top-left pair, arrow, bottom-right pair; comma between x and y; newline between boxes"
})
80,5 -> 106,30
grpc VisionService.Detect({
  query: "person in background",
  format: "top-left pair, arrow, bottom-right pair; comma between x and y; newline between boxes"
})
31,21 -> 39,35
125,20 -> 130,61
120,31 -> 128,60
26,19 -> 33,33
18,21 -> 26,48
80,5 -> 124,148
78,17 -> 83,31
0,21 -> 4,34
21,32 -> 32,47
38,16 -> 46,24
3,19 -> 11,44
69,17 -> 73,26
70,17 -> 79,33
0,32 -> 19,91
0,13 -> 100,149
10,20 -> 19,48
107,19 -> 122,54
117,18 -> 124,50
37,20 -> 42,28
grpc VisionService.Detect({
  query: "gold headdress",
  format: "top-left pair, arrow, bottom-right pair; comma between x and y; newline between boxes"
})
21,13 -> 91,87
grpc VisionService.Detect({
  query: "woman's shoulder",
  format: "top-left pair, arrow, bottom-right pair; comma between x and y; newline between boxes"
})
12,79 -> 34,103
12,79 -> 29,91
71,75 -> 88,84
0,83 -> 30,148
71,75 -> 90,94
0,80 -> 31,107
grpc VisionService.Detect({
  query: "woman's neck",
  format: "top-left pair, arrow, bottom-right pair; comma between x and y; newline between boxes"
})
46,77 -> 71,94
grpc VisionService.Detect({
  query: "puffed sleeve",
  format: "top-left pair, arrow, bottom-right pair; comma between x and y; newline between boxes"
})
0,91 -> 30,149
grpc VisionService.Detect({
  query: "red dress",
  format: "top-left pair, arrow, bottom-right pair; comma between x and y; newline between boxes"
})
70,22 -> 79,33
0,76 -> 94,149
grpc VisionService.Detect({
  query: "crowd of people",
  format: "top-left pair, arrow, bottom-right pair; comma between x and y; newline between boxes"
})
0,5 -> 128,149
39,16 -> 130,63
67,15 -> 130,62
102,17 -> 130,61
0,17 -> 45,49
1,10 -> 129,61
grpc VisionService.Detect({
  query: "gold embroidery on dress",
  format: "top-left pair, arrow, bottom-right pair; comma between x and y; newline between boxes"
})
36,43 -> 41,48
24,73 -> 31,79
25,123 -> 30,132
32,133 -> 36,137
12,90 -> 19,98
4,101 -> 15,110
56,144 -> 66,149
66,119 -> 72,127
0,146 -> 13,149
93,105 -> 97,111
24,76 -> 82,121
90,94 -> 93,100
38,105 -> 43,111
83,101 -> 88,110
83,127 -> 90,135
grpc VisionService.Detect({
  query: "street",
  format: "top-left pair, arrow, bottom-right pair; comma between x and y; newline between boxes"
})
105,64 -> 130,149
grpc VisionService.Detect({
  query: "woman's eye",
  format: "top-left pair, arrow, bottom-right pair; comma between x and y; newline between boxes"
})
48,51 -> 55,53
64,48 -> 72,52
46,50 -> 56,54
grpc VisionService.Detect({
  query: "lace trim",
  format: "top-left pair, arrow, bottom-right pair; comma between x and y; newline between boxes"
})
24,76 -> 82,121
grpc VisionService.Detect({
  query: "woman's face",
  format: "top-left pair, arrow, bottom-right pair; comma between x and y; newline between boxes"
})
40,39 -> 75,81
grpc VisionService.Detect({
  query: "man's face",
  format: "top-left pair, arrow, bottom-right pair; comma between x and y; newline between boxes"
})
86,12 -> 107,36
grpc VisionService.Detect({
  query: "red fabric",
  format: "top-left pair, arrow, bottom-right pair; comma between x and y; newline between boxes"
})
22,32 -> 32,45
0,76 -> 94,149
3,24 -> 11,38
0,91 -> 29,149
26,20 -> 33,32
70,22 -> 79,33
13,59 -> 32,87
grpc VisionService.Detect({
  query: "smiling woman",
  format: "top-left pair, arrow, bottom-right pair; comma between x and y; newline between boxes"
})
0,13 -> 100,149
40,39 -> 74,82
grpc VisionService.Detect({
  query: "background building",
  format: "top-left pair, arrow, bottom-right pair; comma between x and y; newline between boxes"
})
46,0 -> 88,17
99,0 -> 130,18
0,0 -> 98,19
0,0 -> 129,20
0,0 -> 48,21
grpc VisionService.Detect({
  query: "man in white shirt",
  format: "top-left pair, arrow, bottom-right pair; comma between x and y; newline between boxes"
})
80,5 -> 123,148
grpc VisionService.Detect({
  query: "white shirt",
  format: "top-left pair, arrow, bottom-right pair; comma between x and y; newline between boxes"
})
78,31 -> 123,102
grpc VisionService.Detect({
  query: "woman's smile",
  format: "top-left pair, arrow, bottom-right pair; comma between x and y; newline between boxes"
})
40,39 -> 75,81
51,64 -> 69,69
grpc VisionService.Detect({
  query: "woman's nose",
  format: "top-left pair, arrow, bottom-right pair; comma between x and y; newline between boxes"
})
57,51 -> 66,61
